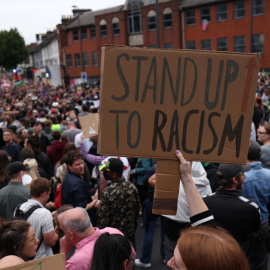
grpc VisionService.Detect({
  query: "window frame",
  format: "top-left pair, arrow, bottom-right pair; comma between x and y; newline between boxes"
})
81,27 -> 87,41
186,9 -> 195,26
90,25 -> 96,39
217,37 -> 228,51
200,6 -> 211,23
92,52 -> 98,66
164,43 -> 173,49
201,39 -> 212,50
216,3 -> 227,22
82,52 -> 90,67
66,54 -> 72,68
128,7 -> 142,34
99,19 -> 107,38
75,53 -> 81,67
72,29 -> 78,42
233,35 -> 245,52
147,10 -> 156,31
251,33 -> 264,54
163,7 -> 172,28
252,0 -> 264,16
234,1 -> 245,19
186,41 -> 196,50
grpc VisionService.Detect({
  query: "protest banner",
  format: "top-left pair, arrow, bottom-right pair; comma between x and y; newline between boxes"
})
2,254 -> 65,270
79,113 -> 99,138
98,45 -> 260,214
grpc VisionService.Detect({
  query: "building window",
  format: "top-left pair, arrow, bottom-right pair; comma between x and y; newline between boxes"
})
112,17 -> 120,36
187,41 -> 196,50
163,7 -> 172,28
216,3 -> 227,21
73,30 -> 78,42
99,19 -> 107,38
252,34 -> 264,53
164,43 -> 173,49
149,45 -> 157,48
75,54 -> 81,67
186,9 -> 195,26
217,38 -> 228,51
252,0 -> 264,16
234,36 -> 245,52
201,39 -> 212,50
147,10 -> 156,30
90,25 -> 96,39
81,27 -> 87,40
67,54 -> 72,67
92,52 -> 98,66
234,1 -> 245,19
201,6 -> 211,23
128,6 -> 142,34
82,53 -> 89,66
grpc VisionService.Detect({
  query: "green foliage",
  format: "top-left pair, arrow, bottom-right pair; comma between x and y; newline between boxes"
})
0,28 -> 29,69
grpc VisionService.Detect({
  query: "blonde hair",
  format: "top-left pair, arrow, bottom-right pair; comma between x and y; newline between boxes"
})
56,164 -> 67,180
23,158 -> 40,181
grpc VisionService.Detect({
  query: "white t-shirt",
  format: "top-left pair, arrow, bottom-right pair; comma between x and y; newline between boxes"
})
74,132 -> 93,152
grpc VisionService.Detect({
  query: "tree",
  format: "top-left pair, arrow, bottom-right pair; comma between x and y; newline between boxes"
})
0,28 -> 29,69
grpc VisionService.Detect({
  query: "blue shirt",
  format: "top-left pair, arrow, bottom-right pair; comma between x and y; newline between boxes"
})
2,141 -> 20,162
61,170 -> 90,208
242,161 -> 270,224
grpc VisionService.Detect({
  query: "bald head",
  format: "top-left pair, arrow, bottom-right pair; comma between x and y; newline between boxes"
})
0,256 -> 25,268
58,207 -> 92,233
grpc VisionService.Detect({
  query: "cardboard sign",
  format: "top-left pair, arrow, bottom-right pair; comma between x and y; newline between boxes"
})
79,113 -> 99,138
98,45 -> 260,214
2,254 -> 65,270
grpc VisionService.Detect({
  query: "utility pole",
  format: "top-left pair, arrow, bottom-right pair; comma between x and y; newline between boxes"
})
155,0 -> 160,48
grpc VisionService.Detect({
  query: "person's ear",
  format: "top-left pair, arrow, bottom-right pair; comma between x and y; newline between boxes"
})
232,176 -> 239,184
122,259 -> 128,270
69,230 -> 75,242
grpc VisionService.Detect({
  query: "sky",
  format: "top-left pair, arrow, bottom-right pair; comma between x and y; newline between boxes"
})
0,0 -> 125,45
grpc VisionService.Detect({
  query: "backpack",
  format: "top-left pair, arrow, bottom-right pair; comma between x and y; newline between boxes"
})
14,204 -> 41,220
14,204 -> 43,252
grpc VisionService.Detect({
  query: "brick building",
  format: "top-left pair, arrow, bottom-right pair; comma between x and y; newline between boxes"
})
58,0 -> 270,85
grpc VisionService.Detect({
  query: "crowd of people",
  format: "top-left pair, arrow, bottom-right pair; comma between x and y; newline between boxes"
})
0,70 -> 269,270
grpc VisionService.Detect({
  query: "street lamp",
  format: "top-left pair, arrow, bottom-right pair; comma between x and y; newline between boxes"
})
72,5 -> 84,72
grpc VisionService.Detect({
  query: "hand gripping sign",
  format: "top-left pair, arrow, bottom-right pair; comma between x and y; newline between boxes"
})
98,45 -> 260,215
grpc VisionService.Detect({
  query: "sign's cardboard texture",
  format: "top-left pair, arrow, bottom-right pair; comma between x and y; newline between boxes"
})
1,254 -> 65,270
99,45 -> 260,214
79,113 -> 99,138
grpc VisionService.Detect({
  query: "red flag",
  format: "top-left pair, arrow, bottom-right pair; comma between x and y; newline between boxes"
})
202,21 -> 209,31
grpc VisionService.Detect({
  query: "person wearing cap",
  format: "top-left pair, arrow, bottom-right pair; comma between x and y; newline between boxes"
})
0,162 -> 30,220
98,158 -> 140,246
203,162 -> 261,270
1,129 -> 21,162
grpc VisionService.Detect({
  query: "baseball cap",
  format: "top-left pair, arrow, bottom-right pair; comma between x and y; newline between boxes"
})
7,162 -> 30,175
217,163 -> 251,179
99,158 -> 123,175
